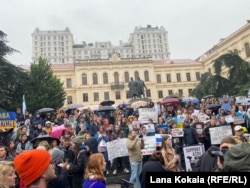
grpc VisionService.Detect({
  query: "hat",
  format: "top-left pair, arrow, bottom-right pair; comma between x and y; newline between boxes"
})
128,116 -> 134,121
85,137 -> 98,154
14,149 -> 51,186
234,125 -> 243,131
45,121 -> 52,126
49,148 -> 64,164
74,136 -> 83,145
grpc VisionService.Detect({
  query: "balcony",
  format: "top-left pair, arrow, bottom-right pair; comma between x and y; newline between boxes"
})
111,82 -> 125,90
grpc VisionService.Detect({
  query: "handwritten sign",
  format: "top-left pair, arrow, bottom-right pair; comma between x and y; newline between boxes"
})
171,128 -> 184,137
209,126 -> 233,145
107,138 -> 128,161
138,108 -> 158,123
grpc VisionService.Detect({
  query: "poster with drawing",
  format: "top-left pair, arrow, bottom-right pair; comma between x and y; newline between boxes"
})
183,145 -> 205,172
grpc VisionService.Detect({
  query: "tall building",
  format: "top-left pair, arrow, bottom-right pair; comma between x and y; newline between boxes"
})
32,25 -> 170,63
31,27 -> 75,64
128,25 -> 170,59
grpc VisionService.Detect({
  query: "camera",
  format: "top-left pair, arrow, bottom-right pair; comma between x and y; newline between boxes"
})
139,134 -> 143,138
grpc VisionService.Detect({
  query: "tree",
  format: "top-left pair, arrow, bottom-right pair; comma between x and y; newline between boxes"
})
25,57 -> 66,113
0,30 -> 28,111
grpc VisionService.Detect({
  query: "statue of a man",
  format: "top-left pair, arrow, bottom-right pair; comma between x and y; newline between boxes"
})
137,76 -> 147,98
128,77 -> 138,100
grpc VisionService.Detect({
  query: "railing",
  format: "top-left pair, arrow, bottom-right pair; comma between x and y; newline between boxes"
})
111,82 -> 125,89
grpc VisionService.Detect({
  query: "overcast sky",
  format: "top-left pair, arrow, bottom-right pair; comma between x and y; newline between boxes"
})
1,0 -> 250,65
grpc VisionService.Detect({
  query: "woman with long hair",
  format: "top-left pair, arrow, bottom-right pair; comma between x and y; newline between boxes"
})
161,135 -> 181,172
83,153 -> 106,188
0,161 -> 17,188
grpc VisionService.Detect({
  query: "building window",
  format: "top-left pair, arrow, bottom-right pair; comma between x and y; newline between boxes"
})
94,93 -> 99,101
156,74 -> 161,83
166,74 -> 171,82
67,96 -> 72,104
124,72 -> 129,83
158,90 -> 163,98
144,71 -> 149,81
145,89 -> 151,98
168,90 -> 173,95
93,73 -> 98,84
188,89 -> 193,96
66,78 -> 72,88
103,73 -> 108,84
178,89 -> 183,96
186,73 -> 191,81
245,43 -> 250,57
176,73 -> 181,82
196,72 -> 201,81
82,73 -> 87,85
115,91 -> 121,100
126,90 -> 130,99
114,72 -> 119,83
134,71 -> 139,80
104,92 -> 109,100
83,93 -> 88,102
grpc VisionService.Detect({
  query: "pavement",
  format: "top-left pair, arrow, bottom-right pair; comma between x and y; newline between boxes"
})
106,168 -> 131,188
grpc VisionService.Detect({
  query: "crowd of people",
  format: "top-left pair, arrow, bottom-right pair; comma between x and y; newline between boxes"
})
0,95 -> 250,188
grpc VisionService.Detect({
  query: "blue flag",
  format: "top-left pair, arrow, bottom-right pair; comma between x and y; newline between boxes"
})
22,94 -> 27,115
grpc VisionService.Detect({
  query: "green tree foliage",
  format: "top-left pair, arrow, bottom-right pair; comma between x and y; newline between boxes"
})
192,51 -> 250,98
0,31 -> 28,111
25,57 -> 66,113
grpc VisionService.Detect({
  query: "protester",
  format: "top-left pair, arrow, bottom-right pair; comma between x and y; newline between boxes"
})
0,145 -> 14,161
161,135 -> 181,172
233,125 -> 250,143
217,142 -> 250,172
82,153 -> 106,188
14,149 -> 56,188
126,130 -> 144,188
140,151 -> 173,188
0,161 -> 16,188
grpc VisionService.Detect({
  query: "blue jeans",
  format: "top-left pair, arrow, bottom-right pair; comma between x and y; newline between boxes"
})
129,161 -> 142,188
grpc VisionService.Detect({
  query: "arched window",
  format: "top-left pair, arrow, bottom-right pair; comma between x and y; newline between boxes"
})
124,72 -> 129,83
92,73 -> 98,84
103,73 -> 108,84
114,72 -> 119,83
144,70 -> 149,81
134,71 -> 139,80
245,43 -> 250,57
82,73 -> 87,85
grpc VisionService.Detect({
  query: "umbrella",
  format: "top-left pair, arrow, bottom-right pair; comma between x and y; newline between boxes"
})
38,107 -> 54,113
131,100 -> 148,108
182,97 -> 200,104
161,98 -> 180,105
30,134 -> 60,145
67,103 -> 84,110
96,106 -> 116,113
50,125 -> 68,139
203,95 -> 215,99
100,100 -> 115,106
204,103 -> 221,110
163,95 -> 178,100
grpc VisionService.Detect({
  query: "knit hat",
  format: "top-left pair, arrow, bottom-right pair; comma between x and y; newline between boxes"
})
49,148 -> 64,164
14,149 -> 51,186
85,137 -> 98,154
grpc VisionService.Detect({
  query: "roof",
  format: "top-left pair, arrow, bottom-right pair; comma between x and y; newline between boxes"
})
153,59 -> 200,65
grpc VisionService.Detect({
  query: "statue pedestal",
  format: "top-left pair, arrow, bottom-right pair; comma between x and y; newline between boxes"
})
128,98 -> 152,105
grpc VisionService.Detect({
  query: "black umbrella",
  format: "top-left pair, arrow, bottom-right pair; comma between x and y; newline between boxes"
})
100,100 -> 115,106
204,104 -> 221,110
96,106 -> 116,113
66,103 -> 84,110
38,108 -> 54,113
31,134 -> 60,145
203,95 -> 215,99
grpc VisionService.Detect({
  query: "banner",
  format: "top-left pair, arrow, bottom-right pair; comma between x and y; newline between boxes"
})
0,112 -> 17,129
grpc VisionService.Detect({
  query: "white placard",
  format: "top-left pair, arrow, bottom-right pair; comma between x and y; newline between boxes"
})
171,128 -> 184,137
183,145 -> 205,172
138,108 -> 158,124
141,135 -> 156,155
209,125 -> 233,145
106,138 -> 128,161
